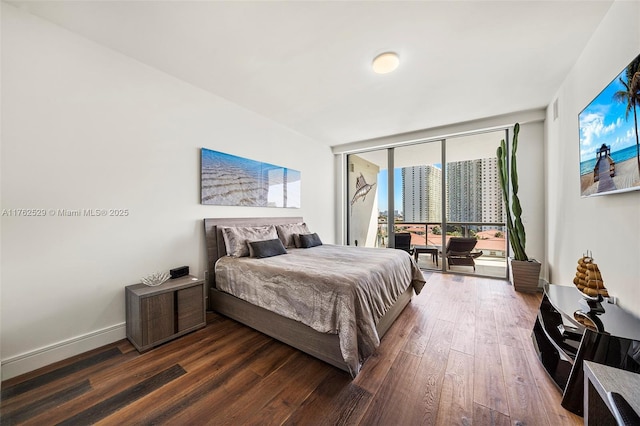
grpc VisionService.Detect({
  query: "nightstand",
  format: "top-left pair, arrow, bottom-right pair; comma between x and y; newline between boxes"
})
126,275 -> 206,352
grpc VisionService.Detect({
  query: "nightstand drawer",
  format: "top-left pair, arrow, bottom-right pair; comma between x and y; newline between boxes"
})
177,285 -> 205,331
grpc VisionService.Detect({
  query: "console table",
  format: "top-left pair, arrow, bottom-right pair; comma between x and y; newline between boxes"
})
531,283 -> 640,416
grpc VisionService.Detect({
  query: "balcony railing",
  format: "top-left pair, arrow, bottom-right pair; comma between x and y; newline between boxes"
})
377,221 -> 507,259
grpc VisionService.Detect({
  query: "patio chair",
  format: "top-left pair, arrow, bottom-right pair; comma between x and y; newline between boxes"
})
394,233 -> 412,254
444,237 -> 483,271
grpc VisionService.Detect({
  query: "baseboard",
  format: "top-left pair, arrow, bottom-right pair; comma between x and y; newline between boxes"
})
1,322 -> 126,381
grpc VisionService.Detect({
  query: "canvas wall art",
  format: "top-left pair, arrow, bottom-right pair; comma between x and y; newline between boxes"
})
201,148 -> 301,208
579,53 -> 640,197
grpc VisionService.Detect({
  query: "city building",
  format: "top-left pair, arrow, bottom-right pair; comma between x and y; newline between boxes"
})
402,159 -> 502,229
401,165 -> 442,222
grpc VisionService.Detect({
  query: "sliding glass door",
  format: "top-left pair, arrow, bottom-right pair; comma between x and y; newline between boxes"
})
392,141 -> 443,271
446,131 -> 507,277
346,130 -> 508,278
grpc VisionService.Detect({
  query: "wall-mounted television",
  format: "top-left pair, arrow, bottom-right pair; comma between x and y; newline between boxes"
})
579,53 -> 640,197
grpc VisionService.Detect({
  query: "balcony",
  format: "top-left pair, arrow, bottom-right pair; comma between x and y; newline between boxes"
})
378,221 -> 508,278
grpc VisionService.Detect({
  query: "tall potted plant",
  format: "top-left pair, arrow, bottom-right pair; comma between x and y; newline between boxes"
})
497,123 -> 541,292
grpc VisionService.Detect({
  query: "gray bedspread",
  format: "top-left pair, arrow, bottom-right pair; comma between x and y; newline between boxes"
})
214,244 -> 426,375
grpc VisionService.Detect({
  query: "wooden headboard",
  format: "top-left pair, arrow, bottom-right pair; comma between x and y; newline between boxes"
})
203,217 -> 303,288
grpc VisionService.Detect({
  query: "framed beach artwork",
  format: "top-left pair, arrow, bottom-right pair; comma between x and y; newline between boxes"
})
201,148 -> 301,208
579,53 -> 640,197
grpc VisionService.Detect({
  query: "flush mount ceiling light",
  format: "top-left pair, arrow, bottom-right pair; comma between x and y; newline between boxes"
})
372,52 -> 399,74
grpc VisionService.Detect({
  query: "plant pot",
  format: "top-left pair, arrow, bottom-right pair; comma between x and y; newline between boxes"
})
508,258 -> 541,293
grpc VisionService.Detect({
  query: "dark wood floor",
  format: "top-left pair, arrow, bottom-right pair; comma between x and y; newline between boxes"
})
1,273 -> 583,425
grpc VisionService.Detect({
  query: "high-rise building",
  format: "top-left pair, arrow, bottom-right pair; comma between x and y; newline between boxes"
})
446,160 -> 482,222
401,165 -> 442,222
446,158 -> 503,226
402,158 -> 502,227
481,158 -> 504,226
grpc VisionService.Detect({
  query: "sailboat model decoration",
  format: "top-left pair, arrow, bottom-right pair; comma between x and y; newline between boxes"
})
573,251 -> 609,315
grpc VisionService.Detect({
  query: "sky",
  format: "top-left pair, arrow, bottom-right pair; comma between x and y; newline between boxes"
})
377,168 -> 402,212
579,57 -> 639,163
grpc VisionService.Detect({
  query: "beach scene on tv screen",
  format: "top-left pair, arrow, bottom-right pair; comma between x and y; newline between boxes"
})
579,54 -> 640,197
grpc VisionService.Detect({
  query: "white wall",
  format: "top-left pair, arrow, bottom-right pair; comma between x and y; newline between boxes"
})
545,1 -> 640,317
347,155 -> 379,247
0,4 -> 334,379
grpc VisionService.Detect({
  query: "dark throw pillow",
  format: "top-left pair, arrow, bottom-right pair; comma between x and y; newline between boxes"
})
248,238 -> 287,259
298,233 -> 323,248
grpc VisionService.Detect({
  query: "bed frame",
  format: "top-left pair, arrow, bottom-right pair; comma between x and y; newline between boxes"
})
203,217 -> 413,374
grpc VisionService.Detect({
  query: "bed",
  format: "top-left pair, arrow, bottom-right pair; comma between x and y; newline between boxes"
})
203,217 -> 425,376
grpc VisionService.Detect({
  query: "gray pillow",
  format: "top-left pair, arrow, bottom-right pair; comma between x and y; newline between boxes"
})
298,233 -> 322,248
276,222 -> 310,248
220,225 -> 278,257
248,239 -> 287,258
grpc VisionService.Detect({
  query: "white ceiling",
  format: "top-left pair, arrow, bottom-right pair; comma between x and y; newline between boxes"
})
7,1 -> 613,146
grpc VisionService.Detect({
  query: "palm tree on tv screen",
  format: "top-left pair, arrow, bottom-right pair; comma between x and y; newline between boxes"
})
613,55 -> 640,176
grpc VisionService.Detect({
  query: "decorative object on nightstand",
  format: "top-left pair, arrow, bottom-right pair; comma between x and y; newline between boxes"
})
141,271 -> 170,287
126,275 -> 206,352
170,265 -> 189,279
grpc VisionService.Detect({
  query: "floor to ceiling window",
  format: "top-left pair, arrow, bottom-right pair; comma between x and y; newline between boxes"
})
444,131 -> 508,277
346,130 -> 508,278
392,141 -> 443,272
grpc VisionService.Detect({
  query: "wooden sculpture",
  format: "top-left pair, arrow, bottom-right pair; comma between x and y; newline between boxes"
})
573,252 -> 609,299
